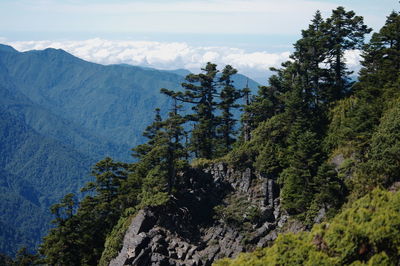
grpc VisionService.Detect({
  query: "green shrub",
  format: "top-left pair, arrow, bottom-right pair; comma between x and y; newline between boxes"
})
214,189 -> 400,266
214,194 -> 261,229
99,209 -> 136,266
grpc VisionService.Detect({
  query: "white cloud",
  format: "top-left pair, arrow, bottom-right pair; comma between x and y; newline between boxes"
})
344,50 -> 362,68
6,38 -> 362,82
7,38 -> 292,80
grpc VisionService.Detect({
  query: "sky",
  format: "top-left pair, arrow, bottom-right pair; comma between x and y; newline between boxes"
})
0,0 -> 398,82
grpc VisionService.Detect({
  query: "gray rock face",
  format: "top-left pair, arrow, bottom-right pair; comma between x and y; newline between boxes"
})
110,210 -> 156,266
313,207 -> 327,224
110,164 -> 290,266
331,153 -> 345,171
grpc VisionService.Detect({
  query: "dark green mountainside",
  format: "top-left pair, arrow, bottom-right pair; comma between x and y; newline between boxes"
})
0,109 -> 90,254
26,7 -> 400,266
0,44 -> 258,256
0,45 -> 258,158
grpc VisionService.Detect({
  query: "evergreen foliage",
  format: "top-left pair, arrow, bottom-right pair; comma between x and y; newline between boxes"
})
162,63 -> 244,159
161,62 -> 220,159
0,43 -> 258,257
215,189 -> 400,266
39,158 -> 130,265
355,98 -> 400,190
35,7 -> 400,266
325,7 -> 372,98
229,6 -> 371,218
217,65 -> 242,155
40,103 -> 189,265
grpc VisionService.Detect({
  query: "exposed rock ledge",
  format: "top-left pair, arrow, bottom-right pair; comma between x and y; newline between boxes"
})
110,163 -> 294,266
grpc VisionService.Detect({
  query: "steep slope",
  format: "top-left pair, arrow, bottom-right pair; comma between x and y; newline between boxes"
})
0,47 -> 178,151
25,8 -> 400,266
0,47 -> 171,158
216,188 -> 400,266
0,45 -> 258,156
0,44 -> 259,256
0,109 -> 92,256
0,55 -> 127,161
100,164 -> 285,266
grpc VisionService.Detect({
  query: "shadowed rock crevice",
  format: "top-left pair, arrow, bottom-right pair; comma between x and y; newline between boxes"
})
110,163 -> 293,266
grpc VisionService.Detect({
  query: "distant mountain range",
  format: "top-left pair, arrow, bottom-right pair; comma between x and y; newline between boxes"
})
0,43 -> 259,256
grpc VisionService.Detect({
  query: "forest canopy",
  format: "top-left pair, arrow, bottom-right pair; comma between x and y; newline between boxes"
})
16,6 -> 400,266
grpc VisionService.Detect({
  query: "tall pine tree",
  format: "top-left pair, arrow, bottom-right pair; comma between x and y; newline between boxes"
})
216,65 -> 242,155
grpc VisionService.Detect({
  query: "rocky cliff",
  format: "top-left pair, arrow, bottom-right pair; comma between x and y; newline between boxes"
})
110,163 -> 297,266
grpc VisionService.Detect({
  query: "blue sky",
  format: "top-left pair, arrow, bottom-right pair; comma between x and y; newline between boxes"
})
0,0 -> 398,82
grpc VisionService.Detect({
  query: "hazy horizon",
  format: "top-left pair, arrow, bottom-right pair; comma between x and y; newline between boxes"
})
1,0 -> 398,82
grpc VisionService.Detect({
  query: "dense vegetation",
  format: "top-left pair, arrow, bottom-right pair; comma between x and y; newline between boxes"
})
215,189 -> 400,266
38,61 -> 249,265
0,45 -> 177,256
6,6 -> 400,266
217,8 -> 400,265
0,43 -> 258,256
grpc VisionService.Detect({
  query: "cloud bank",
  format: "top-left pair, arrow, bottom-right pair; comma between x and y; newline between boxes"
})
6,38 -> 362,82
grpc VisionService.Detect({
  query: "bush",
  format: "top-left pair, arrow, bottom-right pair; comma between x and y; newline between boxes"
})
215,189 -> 400,265
99,210 -> 136,266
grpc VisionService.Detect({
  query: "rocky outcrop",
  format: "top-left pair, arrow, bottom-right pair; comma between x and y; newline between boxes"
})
110,163 -> 290,266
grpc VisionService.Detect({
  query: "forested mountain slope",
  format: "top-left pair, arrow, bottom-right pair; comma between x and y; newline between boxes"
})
29,7 -> 400,266
217,9 -> 400,266
0,46 -> 258,156
0,108 -> 92,255
0,44 -> 258,256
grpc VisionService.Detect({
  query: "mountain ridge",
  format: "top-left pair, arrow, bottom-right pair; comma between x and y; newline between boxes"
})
0,43 -> 260,256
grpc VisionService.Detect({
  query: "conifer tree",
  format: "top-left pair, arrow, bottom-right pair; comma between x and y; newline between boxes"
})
293,11 -> 331,109
13,247 -> 39,266
162,62 -> 219,159
82,157 -> 128,204
217,65 -> 242,154
40,158 -> 129,265
134,104 -> 187,194
359,11 -> 400,93
244,84 -> 282,132
279,125 -> 322,214
243,68 -> 286,135
325,11 -> 399,156
325,6 -> 371,99
240,82 -> 252,141
360,98 -> 400,188
40,194 -> 80,265
132,108 -> 163,160
162,101 -> 188,192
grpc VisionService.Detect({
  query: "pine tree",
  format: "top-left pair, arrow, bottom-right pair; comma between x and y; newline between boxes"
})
162,101 -> 188,192
325,11 -> 400,156
242,66 -> 287,136
132,108 -> 163,160
82,157 -> 128,204
359,11 -> 400,95
279,127 -> 322,214
134,104 -> 187,195
13,247 -> 39,266
162,62 -> 219,159
216,65 -> 242,155
360,98 -> 400,188
240,82 -> 252,141
244,84 -> 282,131
293,10 -> 332,109
325,6 -> 372,99
40,194 -> 80,265
40,158 -> 129,265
